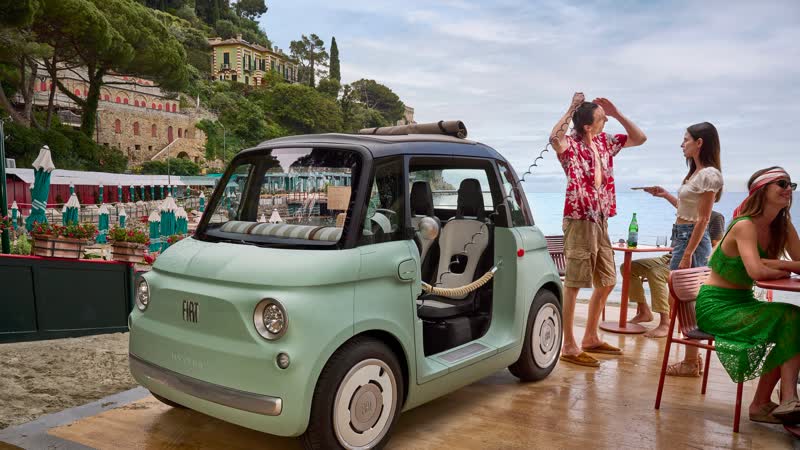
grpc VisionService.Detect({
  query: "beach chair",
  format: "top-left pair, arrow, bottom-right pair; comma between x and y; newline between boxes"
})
654,266 -> 744,432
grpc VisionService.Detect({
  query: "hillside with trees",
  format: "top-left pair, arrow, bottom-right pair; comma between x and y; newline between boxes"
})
0,0 -> 408,173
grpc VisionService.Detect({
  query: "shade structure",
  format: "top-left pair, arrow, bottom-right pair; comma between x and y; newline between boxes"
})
176,207 -> 188,235
259,214 -> 267,223
62,193 -> 80,225
97,204 -> 109,244
148,210 -> 161,253
25,146 -> 55,231
160,195 -> 178,251
118,207 -> 127,228
199,192 -> 205,212
11,201 -> 18,230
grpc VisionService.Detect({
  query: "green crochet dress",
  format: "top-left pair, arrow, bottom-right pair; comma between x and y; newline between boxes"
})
696,217 -> 800,383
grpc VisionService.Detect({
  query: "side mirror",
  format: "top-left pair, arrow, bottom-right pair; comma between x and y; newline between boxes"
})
417,217 -> 440,241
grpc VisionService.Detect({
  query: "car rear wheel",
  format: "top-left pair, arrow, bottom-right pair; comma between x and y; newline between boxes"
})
301,337 -> 404,450
509,289 -> 562,381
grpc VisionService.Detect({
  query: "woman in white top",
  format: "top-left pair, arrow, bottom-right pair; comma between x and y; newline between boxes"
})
643,122 -> 724,376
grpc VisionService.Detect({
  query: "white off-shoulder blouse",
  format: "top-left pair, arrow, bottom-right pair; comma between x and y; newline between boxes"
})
676,167 -> 723,221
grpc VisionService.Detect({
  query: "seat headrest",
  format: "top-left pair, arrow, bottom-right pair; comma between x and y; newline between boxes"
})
411,181 -> 434,216
456,178 -> 485,220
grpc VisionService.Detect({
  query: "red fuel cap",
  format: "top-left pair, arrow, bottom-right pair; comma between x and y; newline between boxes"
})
517,249 -> 525,257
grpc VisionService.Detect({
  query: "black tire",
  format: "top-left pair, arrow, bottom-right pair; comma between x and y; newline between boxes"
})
508,289 -> 562,382
301,337 -> 404,450
151,391 -> 186,409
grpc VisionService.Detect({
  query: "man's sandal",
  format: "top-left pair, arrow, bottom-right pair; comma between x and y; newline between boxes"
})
560,352 -> 600,368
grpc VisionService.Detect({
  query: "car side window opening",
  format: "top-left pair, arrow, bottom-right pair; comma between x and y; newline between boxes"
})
496,161 -> 531,227
359,157 -> 405,246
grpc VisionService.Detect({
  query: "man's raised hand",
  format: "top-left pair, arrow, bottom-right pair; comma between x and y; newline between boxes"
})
593,97 -> 620,118
571,92 -> 585,109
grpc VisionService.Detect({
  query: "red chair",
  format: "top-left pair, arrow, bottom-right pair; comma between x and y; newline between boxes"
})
654,266 -> 744,432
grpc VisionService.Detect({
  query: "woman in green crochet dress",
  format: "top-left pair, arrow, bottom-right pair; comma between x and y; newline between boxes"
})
697,166 -> 800,424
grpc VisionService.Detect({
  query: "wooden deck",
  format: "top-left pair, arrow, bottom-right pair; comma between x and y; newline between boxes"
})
46,303 -> 796,449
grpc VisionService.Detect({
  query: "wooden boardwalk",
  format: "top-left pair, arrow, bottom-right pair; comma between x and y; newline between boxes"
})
45,303 -> 797,449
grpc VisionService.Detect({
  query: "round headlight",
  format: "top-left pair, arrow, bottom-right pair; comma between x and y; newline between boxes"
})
136,278 -> 150,311
253,299 -> 288,340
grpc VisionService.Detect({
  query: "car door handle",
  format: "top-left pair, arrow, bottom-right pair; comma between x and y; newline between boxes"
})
397,259 -> 416,281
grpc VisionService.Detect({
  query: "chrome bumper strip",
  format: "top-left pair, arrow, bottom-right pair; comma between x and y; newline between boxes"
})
129,353 -> 282,416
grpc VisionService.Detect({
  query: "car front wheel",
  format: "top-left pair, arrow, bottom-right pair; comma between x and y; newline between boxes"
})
302,337 -> 404,450
508,289 -> 562,381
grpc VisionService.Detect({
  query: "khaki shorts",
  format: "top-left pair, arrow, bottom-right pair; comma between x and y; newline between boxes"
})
562,218 -> 617,289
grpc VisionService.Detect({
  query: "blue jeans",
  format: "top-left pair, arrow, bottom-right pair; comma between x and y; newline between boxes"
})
670,223 -> 712,270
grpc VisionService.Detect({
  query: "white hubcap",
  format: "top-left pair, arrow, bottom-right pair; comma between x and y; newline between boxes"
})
532,303 -> 561,368
334,358 -> 397,449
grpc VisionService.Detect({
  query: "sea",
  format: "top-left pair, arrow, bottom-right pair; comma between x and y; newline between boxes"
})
525,191 -> 800,306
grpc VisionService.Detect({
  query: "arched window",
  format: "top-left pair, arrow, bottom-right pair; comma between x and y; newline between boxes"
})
151,103 -> 156,109
151,124 -> 157,137
75,88 -> 81,97
134,100 -> 139,107
157,104 -> 162,110
114,119 -> 121,134
115,96 -> 121,103
123,98 -> 128,104
178,128 -> 182,138
133,122 -> 140,136
172,103 -> 177,112
39,80 -> 47,91
103,94 -> 110,101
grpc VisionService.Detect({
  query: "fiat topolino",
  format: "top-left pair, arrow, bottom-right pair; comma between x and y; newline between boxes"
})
129,124 -> 563,449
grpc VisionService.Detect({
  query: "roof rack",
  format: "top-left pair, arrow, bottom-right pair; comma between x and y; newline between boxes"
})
358,120 -> 467,139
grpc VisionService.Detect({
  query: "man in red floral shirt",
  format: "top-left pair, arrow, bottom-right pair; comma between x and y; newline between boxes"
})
551,92 -> 648,367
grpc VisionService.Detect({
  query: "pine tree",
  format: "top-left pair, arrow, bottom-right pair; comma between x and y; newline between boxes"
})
329,37 -> 340,82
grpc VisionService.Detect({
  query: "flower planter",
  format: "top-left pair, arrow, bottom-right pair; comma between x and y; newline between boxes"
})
111,241 -> 147,264
32,234 -> 90,259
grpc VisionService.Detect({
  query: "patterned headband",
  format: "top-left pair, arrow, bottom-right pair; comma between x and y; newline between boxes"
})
732,169 -> 790,218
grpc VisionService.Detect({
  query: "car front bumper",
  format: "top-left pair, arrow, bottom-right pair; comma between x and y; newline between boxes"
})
129,353 -> 282,416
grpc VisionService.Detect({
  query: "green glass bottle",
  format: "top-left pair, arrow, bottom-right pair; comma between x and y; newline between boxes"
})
627,213 -> 639,248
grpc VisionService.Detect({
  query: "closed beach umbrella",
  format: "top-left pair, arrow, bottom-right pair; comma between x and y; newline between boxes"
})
160,185 -> 165,199
69,183 -> 74,195
97,204 -> 109,244
259,214 -> 267,223
98,184 -> 103,205
269,209 -> 283,224
176,207 -> 188,234
150,185 -> 155,201
130,185 -> 136,202
62,193 -> 80,225
148,210 -> 161,253
25,145 -> 55,231
117,185 -> 122,203
11,201 -> 18,230
160,195 -> 177,251
199,192 -> 205,212
118,206 -> 127,228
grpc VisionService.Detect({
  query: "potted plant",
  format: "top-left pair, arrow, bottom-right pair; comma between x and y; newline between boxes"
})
0,215 -> 12,232
108,226 -> 149,263
31,222 -> 98,259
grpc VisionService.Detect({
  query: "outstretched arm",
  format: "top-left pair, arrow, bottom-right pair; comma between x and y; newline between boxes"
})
550,92 -> 584,155
643,186 -> 678,208
594,98 -> 647,147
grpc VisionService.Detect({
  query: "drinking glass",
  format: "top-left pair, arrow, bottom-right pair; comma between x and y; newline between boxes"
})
656,235 -> 668,247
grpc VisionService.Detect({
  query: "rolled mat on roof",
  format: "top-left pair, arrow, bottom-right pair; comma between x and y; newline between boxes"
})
358,120 -> 468,139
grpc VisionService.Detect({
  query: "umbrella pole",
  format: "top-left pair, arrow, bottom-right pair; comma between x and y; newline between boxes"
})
0,120 -> 10,254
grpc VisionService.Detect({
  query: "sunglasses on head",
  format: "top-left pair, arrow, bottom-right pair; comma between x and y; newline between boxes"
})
772,179 -> 798,191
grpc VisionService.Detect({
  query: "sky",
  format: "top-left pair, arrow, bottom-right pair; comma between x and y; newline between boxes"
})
260,0 -> 800,193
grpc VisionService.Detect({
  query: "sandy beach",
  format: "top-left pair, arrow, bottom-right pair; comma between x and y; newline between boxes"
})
0,332 -> 137,430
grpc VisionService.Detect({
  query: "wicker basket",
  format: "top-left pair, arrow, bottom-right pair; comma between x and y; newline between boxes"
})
32,234 -> 90,259
111,241 -> 147,263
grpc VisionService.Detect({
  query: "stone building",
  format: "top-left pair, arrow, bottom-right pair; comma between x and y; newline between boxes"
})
397,105 -> 416,126
209,35 -> 300,86
21,66 -> 210,167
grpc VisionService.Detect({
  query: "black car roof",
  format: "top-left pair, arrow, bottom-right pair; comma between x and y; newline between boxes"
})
242,133 -> 509,163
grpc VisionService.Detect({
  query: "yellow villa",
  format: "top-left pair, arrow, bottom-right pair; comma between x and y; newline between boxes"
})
208,34 -> 300,86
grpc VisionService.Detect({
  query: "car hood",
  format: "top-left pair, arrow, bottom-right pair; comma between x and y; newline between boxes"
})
152,237 -> 361,286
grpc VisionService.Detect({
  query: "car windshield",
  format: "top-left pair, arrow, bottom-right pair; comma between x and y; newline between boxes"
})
197,147 -> 361,248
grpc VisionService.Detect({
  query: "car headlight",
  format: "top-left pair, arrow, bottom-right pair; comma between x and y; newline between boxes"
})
253,298 -> 287,340
136,278 -> 150,311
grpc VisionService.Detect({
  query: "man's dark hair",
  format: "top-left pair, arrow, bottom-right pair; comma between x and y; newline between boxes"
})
572,102 -> 599,137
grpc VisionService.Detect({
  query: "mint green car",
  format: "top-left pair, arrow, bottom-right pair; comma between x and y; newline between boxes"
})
129,131 -> 563,449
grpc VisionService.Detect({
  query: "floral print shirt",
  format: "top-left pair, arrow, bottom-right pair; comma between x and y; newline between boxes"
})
557,132 -> 628,223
